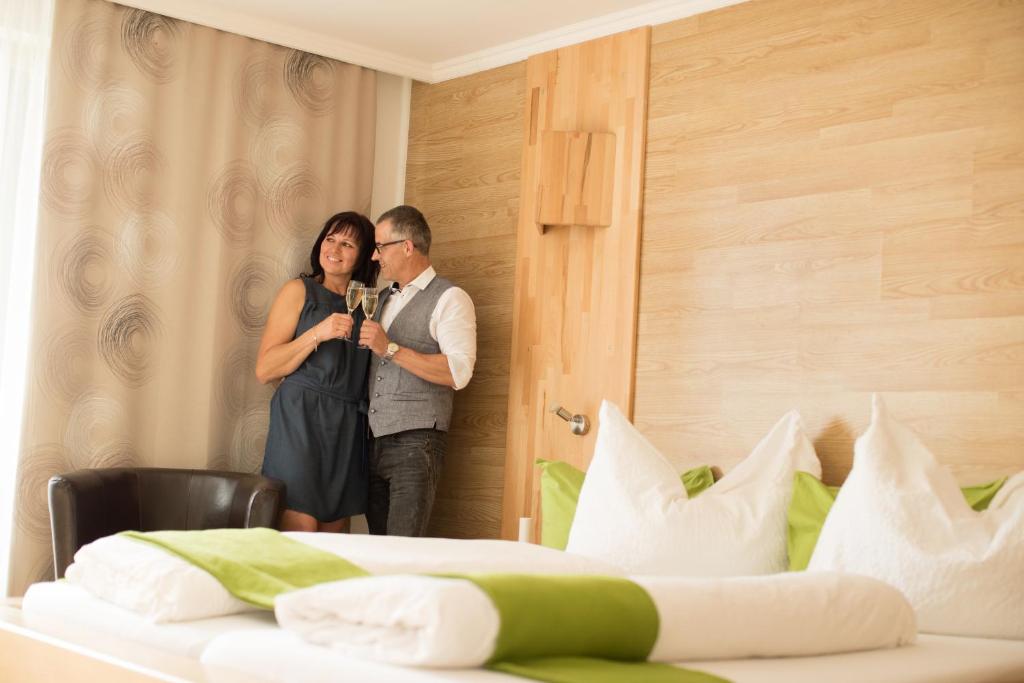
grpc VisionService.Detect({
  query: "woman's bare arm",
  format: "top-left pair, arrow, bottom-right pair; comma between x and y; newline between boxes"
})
255,280 -> 353,384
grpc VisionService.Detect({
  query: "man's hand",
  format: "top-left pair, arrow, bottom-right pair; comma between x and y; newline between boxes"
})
359,320 -> 389,357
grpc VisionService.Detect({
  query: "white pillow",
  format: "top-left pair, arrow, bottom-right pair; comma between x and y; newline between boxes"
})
566,401 -> 821,575
808,395 -> 1024,639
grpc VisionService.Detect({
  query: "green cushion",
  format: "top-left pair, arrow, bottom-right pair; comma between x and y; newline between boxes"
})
961,478 -> 1007,511
787,471 -> 1008,572
536,459 -> 716,550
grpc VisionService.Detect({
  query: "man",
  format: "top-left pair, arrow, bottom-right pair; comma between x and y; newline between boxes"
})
358,205 -> 477,536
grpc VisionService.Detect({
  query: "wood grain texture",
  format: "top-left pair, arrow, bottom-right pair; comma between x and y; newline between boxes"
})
0,618 -> 187,683
406,0 -> 1023,539
502,28 -> 651,540
405,62 -> 525,539
0,607 -> 253,683
639,0 -> 1024,483
536,130 -> 617,228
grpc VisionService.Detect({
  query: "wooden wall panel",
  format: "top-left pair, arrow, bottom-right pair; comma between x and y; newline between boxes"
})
405,63 -> 525,539
406,0 -> 1023,540
638,0 -> 1024,483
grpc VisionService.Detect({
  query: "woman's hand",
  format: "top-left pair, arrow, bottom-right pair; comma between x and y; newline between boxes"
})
315,313 -> 354,342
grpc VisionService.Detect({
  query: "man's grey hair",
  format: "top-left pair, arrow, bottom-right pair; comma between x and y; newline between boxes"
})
377,205 -> 431,255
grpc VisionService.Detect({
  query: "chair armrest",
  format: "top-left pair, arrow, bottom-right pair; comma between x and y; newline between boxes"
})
222,473 -> 284,529
48,469 -> 142,579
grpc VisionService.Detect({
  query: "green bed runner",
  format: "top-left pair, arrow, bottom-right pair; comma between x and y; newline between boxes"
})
467,573 -> 658,662
121,528 -> 367,608
122,528 -> 728,683
493,658 -> 728,683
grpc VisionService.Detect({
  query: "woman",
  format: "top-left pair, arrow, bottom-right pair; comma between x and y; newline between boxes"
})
256,211 -> 379,532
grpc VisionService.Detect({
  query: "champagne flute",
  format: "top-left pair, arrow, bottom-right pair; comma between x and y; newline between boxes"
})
344,280 -> 364,341
359,288 -> 379,348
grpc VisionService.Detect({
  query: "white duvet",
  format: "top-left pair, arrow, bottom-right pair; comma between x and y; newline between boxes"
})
64,532 -> 625,622
274,570 -> 917,668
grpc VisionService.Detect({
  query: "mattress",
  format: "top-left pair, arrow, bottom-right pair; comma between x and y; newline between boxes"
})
200,628 -> 1024,683
688,634 -> 1024,683
21,580 -> 276,658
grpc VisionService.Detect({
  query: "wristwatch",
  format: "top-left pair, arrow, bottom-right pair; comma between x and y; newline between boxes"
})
384,341 -> 400,362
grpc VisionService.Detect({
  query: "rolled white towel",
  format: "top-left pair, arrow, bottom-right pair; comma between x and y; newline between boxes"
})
275,570 -> 916,668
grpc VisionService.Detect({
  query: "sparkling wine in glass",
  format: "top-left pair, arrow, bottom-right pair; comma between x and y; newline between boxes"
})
362,288 -> 379,319
345,280 -> 364,340
359,288 -> 379,348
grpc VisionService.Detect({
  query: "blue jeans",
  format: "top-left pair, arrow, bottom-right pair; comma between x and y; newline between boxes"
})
367,428 -> 446,536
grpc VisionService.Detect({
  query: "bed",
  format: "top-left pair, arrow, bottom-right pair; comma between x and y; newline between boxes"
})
14,398 -> 1024,683
19,579 -> 1024,683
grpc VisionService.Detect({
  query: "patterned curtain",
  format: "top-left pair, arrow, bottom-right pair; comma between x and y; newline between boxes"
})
9,0 -> 376,594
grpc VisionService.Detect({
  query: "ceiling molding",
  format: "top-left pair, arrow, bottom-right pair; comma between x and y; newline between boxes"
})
430,0 -> 747,82
106,0 -> 747,84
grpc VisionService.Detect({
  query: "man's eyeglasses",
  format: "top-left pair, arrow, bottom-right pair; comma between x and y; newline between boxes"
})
374,239 -> 406,254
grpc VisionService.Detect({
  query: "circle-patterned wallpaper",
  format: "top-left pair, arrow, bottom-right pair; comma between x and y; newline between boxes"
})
13,0 -> 375,597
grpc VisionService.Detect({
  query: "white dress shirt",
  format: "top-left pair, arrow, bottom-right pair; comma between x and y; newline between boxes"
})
379,266 -> 477,390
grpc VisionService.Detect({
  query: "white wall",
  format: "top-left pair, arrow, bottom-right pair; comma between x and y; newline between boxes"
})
351,70 -> 410,534
370,72 -> 411,222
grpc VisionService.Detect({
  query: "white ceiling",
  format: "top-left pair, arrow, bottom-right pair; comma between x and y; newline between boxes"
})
111,0 -> 745,82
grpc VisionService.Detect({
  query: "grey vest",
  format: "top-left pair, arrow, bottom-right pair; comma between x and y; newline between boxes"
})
368,276 -> 455,437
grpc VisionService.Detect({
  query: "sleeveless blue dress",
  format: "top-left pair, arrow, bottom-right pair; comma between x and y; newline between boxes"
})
261,277 -> 371,521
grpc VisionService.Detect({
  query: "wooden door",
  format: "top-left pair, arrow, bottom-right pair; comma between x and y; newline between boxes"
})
501,28 -> 651,539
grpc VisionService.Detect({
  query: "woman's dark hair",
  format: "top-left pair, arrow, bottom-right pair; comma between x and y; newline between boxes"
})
301,211 -> 379,286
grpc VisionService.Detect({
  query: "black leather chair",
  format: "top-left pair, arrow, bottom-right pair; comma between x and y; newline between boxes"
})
48,468 -> 284,579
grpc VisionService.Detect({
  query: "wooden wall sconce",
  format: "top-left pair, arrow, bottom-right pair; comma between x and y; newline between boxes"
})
536,130 -> 616,232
